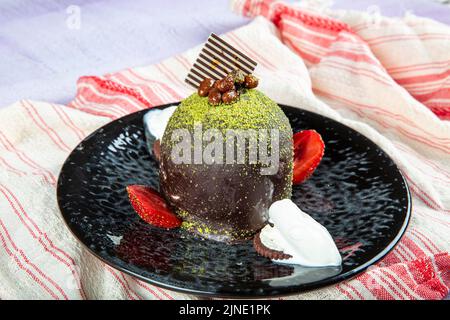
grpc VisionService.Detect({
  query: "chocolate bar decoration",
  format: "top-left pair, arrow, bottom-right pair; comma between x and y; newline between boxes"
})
185,33 -> 257,88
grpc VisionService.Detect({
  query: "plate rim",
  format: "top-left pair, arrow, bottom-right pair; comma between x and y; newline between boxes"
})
57,102 -> 412,298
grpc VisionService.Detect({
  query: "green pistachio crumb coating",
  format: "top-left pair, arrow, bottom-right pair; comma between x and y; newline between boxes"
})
164,89 -> 288,133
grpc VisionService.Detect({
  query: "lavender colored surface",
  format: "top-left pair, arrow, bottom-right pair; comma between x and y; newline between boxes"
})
0,0 -> 449,107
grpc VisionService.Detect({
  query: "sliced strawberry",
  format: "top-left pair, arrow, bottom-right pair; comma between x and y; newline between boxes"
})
126,185 -> 181,229
292,130 -> 325,185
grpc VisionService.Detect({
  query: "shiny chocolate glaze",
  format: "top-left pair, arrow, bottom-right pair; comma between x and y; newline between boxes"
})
159,143 -> 292,242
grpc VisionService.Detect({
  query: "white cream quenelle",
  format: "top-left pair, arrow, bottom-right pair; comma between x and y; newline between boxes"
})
260,199 -> 342,267
143,106 -> 177,140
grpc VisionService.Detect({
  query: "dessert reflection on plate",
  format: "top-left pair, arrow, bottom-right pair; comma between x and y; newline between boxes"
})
131,33 -> 342,270
114,220 -> 342,286
264,265 -> 342,287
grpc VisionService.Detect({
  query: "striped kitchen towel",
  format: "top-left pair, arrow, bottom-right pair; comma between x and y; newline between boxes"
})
232,0 -> 450,120
0,1 -> 449,299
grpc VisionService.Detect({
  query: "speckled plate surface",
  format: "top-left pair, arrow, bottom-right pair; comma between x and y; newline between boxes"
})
57,103 -> 411,297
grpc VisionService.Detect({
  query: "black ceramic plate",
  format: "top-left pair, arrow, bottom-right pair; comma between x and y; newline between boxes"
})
57,103 -> 411,297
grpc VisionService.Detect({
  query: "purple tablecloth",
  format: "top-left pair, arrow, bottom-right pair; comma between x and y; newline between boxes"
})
0,0 -> 449,107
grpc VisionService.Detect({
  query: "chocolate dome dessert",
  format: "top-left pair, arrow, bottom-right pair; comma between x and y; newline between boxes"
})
159,75 -> 293,242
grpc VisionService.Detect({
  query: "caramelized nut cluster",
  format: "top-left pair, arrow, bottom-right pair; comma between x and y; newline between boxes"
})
197,70 -> 259,106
